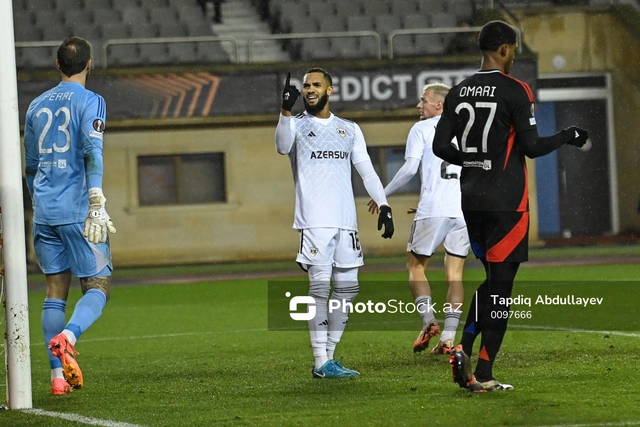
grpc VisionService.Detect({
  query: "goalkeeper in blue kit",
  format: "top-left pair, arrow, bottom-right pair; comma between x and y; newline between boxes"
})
24,36 -> 116,395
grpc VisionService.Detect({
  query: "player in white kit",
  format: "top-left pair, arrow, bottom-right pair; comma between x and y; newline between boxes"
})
276,68 -> 394,378
369,83 -> 469,355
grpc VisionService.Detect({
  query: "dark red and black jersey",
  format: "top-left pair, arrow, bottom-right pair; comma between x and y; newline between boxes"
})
434,70 -> 536,212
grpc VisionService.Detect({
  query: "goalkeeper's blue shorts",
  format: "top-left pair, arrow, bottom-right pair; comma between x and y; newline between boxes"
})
33,222 -> 112,278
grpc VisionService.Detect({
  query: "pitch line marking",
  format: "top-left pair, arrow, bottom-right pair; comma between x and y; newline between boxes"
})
23,408 -> 147,427
535,421 -> 640,427
24,324 -> 640,348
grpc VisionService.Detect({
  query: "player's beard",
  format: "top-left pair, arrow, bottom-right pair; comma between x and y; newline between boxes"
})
303,93 -> 329,115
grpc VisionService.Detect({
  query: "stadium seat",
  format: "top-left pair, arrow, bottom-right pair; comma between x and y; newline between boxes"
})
21,46 -> 56,68
374,14 -> 402,54
414,34 -> 447,55
107,44 -> 139,67
40,24 -> 70,42
150,7 -> 179,26
331,37 -> 359,58
418,0 -> 447,15
334,0 -> 363,17
112,0 -> 140,11
390,0 -> 418,15
54,0 -> 80,10
184,20 -> 213,37
403,14 -> 430,30
299,38 -> 335,60
432,12 -> 458,30
167,43 -> 199,64
175,4 -> 205,23
158,21 -> 188,38
289,16 -> 319,34
269,0 -> 297,24
358,37 -> 379,58
33,9 -> 64,29
130,23 -> 158,39
318,16 -> 346,32
63,9 -> 93,27
87,39 -> 102,68
13,9 -> 34,28
13,0 -> 29,11
100,21 -> 129,40
362,0 -> 390,15
14,21 -> 41,42
196,43 -> 231,63
347,16 -> 374,32
121,6 -> 149,26
92,9 -> 122,26
306,1 -> 330,18
138,44 -> 171,65
83,0 -> 114,12
446,0 -> 474,22
70,22 -> 102,41
392,35 -> 416,57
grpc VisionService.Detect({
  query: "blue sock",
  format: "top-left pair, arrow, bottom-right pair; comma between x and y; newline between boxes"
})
66,289 -> 107,340
42,298 -> 66,369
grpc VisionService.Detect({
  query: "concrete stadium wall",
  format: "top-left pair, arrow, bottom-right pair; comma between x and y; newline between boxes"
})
104,121 -> 431,266
515,6 -> 640,233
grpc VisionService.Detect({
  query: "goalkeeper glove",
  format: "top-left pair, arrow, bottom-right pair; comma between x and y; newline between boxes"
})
281,72 -> 300,111
564,126 -> 589,148
377,205 -> 394,239
83,188 -> 116,244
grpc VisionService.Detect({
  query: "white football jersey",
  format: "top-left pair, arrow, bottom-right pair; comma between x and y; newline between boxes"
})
283,111 -> 371,230
405,115 -> 463,219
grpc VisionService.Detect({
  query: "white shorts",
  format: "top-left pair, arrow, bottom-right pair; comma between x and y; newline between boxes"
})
296,228 -> 364,270
407,217 -> 470,258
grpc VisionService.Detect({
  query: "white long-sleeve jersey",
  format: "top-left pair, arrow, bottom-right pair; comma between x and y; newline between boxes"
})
276,111 -> 387,230
399,115 -> 463,219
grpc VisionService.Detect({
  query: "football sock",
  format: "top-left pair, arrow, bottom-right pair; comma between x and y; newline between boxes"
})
51,368 -> 64,382
415,295 -> 435,327
474,261 -> 519,381
460,258 -> 489,356
42,298 -> 66,370
308,265 -> 331,369
441,309 -> 462,342
327,267 -> 359,360
65,289 -> 107,342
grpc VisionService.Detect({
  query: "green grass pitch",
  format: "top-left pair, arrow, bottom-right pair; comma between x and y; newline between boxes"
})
1,247 -> 640,426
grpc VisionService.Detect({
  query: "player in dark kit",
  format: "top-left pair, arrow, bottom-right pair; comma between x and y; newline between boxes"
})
433,20 -> 589,392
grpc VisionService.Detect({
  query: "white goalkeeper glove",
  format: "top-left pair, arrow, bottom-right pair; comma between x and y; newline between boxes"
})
83,188 -> 116,244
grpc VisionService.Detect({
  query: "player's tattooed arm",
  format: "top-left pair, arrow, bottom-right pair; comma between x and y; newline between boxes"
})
80,276 -> 111,301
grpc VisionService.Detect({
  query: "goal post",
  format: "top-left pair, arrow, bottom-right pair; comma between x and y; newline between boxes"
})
0,0 -> 33,410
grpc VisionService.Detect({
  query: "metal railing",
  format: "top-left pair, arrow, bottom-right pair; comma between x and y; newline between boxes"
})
247,31 -> 381,63
101,36 -> 239,68
388,25 -> 523,59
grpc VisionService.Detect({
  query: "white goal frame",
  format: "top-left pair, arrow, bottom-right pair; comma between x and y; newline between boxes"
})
0,0 -> 33,410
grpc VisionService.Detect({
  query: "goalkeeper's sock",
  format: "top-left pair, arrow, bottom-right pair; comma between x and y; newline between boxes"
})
66,289 -> 107,341
51,367 -> 64,382
42,298 -> 66,370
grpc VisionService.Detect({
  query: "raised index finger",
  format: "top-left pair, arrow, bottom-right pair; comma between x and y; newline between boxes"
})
285,72 -> 291,87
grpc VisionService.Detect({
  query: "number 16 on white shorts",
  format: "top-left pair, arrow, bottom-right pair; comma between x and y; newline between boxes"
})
297,228 -> 364,270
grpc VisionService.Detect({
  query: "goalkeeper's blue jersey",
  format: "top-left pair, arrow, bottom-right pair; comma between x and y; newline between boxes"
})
24,81 -> 106,226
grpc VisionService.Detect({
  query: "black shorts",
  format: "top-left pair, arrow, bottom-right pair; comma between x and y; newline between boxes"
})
463,211 -> 529,263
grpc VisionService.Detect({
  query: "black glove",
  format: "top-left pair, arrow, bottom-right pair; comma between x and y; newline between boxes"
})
377,205 -> 394,239
281,72 -> 300,111
564,126 -> 589,148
